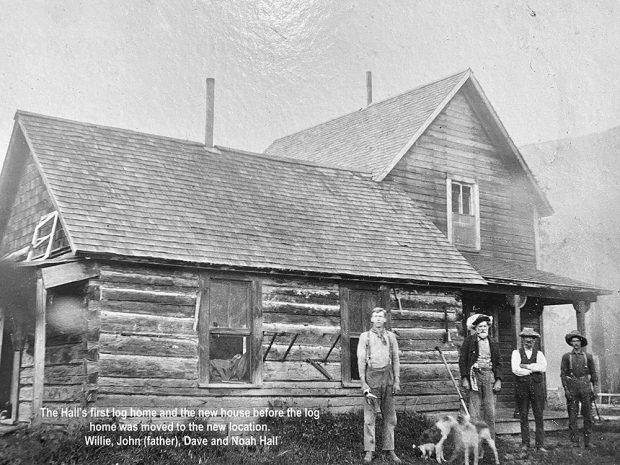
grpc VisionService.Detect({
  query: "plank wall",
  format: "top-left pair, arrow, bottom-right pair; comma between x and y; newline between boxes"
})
385,90 -> 537,265
40,263 -> 466,421
0,155 -> 68,256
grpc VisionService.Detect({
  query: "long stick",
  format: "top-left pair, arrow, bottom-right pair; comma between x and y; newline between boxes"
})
593,398 -> 601,422
436,346 -> 469,416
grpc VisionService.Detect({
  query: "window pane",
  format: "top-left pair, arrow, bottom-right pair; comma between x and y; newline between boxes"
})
462,185 -> 472,215
229,282 -> 249,329
451,183 -> 461,213
209,334 -> 249,383
209,280 -> 229,328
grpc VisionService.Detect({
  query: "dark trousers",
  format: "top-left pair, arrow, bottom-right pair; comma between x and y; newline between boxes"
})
515,376 -> 545,447
566,377 -> 593,440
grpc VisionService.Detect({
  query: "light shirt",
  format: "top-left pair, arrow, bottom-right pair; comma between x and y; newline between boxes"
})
477,337 -> 492,368
359,330 -> 390,368
511,348 -> 547,376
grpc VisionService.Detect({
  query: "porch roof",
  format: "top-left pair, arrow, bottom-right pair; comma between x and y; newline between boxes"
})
463,253 -> 612,296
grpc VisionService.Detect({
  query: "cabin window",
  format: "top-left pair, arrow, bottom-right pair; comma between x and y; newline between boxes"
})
446,177 -> 480,251
340,286 -> 389,385
198,276 -> 261,386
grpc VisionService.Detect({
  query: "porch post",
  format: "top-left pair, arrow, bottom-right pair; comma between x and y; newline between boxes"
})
0,307 -> 4,369
32,276 -> 46,426
509,295 -> 527,343
572,300 -> 590,338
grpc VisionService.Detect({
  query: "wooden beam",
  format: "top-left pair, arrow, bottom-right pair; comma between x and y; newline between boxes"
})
32,277 -> 46,425
41,261 -> 98,289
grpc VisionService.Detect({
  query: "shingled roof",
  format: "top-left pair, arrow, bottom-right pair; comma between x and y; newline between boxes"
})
265,69 -> 552,215
265,70 -> 470,179
11,111 -> 486,285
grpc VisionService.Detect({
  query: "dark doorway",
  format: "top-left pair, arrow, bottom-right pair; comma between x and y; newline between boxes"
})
0,324 -> 14,419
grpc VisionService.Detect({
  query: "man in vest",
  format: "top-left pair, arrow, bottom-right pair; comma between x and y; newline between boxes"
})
459,314 -> 502,437
560,330 -> 599,447
511,327 -> 547,452
358,307 -> 401,463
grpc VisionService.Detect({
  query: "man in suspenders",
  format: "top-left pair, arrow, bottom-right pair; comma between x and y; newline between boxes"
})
511,327 -> 547,452
358,307 -> 401,463
560,330 -> 599,447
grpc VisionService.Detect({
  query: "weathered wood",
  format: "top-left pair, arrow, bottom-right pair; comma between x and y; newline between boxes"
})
99,268 -> 198,288
399,350 -> 458,364
100,287 -> 196,306
41,261 -> 98,289
261,342 -> 340,361
99,353 -> 198,379
263,361 -> 341,381
391,309 -> 457,321
262,323 -> 340,336
90,300 -> 196,318
400,363 -> 459,381
10,349 -> 21,423
20,384 -> 84,402
99,333 -> 198,358
262,279 -> 339,306
21,342 -> 85,367
21,364 -> 86,385
100,311 -> 195,336
393,328 -> 459,340
32,277 -> 46,425
262,301 -> 340,317
263,311 -> 339,327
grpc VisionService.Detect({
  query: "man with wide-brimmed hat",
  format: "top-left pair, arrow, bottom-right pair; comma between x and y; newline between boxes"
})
560,330 -> 599,447
512,327 -> 547,452
459,314 -> 502,437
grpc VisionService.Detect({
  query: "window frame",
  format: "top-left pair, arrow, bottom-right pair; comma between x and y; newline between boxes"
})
198,273 -> 262,388
340,284 -> 390,387
446,175 -> 481,251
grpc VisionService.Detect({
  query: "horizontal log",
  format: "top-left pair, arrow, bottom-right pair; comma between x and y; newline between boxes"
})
99,269 -> 198,288
391,309 -> 457,321
262,279 -> 339,306
90,300 -> 195,318
99,333 -> 198,358
399,350 -> 459,364
399,339 -> 461,351
400,363 -> 459,381
100,311 -> 195,336
21,364 -> 86,385
100,287 -> 196,306
262,342 -> 340,362
262,301 -> 340,317
20,384 -> 84,402
99,353 -> 198,379
262,323 -> 340,336
21,342 -> 86,368
41,261 -> 98,289
263,361 -> 341,381
393,328 -> 458,340
263,311 -> 339,327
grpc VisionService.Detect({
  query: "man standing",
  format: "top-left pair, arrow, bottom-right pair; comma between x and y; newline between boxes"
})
459,314 -> 502,437
358,307 -> 401,463
511,327 -> 547,452
560,330 -> 599,448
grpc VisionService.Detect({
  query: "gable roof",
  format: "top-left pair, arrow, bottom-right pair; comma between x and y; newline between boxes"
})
8,111 -> 486,285
265,69 -> 552,216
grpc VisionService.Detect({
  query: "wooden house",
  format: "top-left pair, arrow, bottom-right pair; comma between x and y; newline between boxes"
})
0,69 -> 607,425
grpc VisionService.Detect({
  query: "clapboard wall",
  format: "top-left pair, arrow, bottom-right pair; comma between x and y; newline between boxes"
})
385,89 -> 538,265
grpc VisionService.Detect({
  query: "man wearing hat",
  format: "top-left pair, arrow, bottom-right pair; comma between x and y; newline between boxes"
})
560,330 -> 599,447
459,314 -> 502,437
512,327 -> 547,452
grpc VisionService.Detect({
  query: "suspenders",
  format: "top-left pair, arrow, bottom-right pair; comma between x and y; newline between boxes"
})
366,331 -> 393,365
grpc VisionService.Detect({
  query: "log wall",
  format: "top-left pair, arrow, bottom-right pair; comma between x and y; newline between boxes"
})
19,262 -> 466,422
386,90 -> 538,265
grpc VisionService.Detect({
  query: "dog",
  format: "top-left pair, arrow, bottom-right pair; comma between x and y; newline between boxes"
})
413,414 -> 499,465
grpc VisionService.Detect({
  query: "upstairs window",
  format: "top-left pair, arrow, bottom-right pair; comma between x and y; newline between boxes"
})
198,276 -> 261,386
446,176 -> 480,251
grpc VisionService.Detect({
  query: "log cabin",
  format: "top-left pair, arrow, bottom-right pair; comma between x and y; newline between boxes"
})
0,69 -> 608,426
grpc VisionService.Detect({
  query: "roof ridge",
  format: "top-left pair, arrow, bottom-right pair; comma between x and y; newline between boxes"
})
266,68 -> 471,150
15,110 -> 214,151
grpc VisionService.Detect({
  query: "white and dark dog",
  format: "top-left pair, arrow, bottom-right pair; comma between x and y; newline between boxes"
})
412,414 -> 499,465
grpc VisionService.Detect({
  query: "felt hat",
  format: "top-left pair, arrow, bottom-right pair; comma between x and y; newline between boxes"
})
565,330 -> 588,347
519,327 -> 540,338
466,313 -> 492,330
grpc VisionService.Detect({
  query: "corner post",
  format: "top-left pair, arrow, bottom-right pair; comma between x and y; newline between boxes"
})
32,276 -> 46,425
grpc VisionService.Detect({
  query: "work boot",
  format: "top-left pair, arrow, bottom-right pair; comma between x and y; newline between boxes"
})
386,451 -> 402,463
363,451 -> 373,463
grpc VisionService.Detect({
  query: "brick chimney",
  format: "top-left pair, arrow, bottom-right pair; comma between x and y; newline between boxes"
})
205,78 -> 215,147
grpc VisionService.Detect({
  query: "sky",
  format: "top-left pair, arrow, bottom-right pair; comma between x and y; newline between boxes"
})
1,0 -> 620,170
